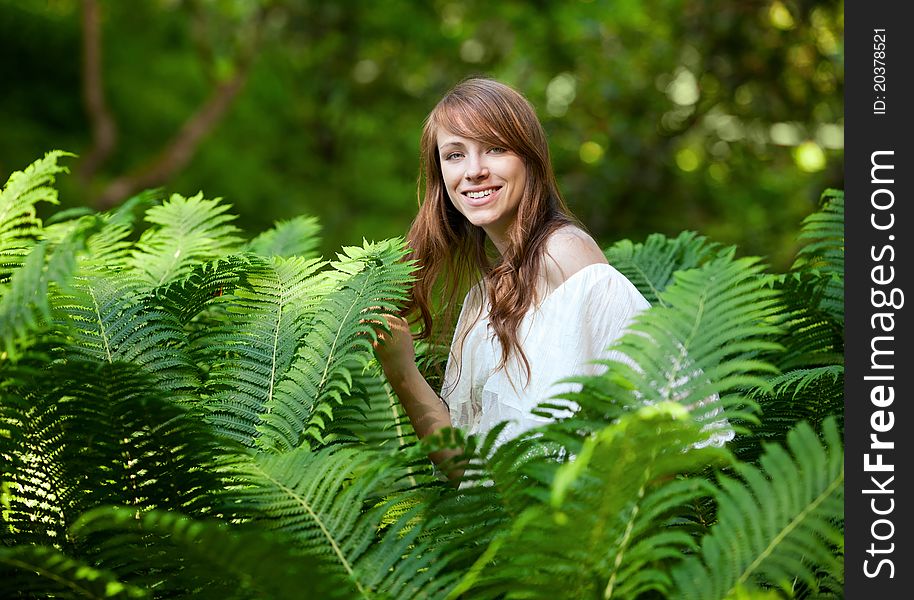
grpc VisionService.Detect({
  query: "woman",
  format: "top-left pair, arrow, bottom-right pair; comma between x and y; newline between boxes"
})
373,78 -> 707,476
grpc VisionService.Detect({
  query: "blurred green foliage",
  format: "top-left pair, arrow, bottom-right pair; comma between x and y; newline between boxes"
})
0,0 -> 843,270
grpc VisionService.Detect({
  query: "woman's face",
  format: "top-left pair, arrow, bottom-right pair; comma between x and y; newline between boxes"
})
436,126 -> 526,252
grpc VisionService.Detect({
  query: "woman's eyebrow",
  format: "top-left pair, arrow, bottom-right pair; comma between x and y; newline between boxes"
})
438,140 -> 465,151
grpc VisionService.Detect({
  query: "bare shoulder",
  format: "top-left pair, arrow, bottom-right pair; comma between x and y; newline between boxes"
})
542,225 -> 608,290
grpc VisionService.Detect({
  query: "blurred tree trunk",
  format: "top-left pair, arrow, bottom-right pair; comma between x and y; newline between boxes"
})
78,0 -> 264,210
94,65 -> 252,209
77,0 -> 117,183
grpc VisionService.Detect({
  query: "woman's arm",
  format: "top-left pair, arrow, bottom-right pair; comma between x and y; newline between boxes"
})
373,315 -> 464,480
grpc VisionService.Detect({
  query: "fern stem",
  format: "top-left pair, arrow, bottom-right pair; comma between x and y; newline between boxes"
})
603,486 -> 644,600
317,268 -> 371,392
156,248 -> 182,288
252,463 -> 370,599
264,285 -> 285,413
87,284 -> 113,363
731,467 -> 844,592
604,482 -> 646,599
630,262 -> 666,308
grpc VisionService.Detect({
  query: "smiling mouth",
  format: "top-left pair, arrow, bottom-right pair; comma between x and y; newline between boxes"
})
462,186 -> 501,204
464,187 -> 498,199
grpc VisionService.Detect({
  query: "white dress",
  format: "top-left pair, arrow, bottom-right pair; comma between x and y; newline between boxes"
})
441,262 -> 733,449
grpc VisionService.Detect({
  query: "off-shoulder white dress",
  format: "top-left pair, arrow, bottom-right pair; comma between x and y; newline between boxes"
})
441,263 -> 733,449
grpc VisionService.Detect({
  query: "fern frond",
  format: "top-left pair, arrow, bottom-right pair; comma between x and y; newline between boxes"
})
247,215 -> 322,258
128,192 -> 241,288
670,418 -> 844,598
235,446 -> 395,597
604,231 -> 729,304
737,194 -> 845,458
45,214 -> 144,279
564,255 -> 781,435
0,245 -> 54,361
0,218 -> 96,360
763,192 -> 843,373
453,404 -> 726,599
792,190 -> 843,278
768,273 -> 842,370
72,507 -> 351,599
51,272 -> 199,397
256,239 -> 415,451
0,150 -> 72,283
766,365 -> 844,399
782,189 -> 844,336
1,360 -> 228,550
195,255 -> 331,446
362,426 -> 517,583
322,362 -> 420,450
735,366 -> 844,464
326,340 -> 444,449
42,191 -> 160,274
236,444 -> 459,599
155,254 -> 251,325
0,545 -> 148,599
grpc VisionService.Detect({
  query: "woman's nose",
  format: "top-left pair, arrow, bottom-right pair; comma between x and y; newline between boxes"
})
464,155 -> 489,180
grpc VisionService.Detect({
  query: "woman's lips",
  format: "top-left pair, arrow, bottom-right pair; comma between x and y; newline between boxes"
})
462,186 -> 501,207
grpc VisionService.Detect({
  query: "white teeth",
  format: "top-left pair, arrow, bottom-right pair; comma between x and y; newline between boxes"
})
466,189 -> 495,199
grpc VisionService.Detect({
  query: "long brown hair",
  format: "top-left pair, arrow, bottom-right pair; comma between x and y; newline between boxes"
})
406,77 -> 576,384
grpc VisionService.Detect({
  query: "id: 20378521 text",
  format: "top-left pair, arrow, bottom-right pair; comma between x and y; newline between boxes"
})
873,28 -> 887,115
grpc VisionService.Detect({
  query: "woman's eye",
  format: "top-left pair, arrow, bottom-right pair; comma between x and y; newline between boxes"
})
489,147 -> 505,154
445,152 -> 463,160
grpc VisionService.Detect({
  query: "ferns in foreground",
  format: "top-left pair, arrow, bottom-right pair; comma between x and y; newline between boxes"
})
1,152 -> 844,599
671,418 -> 844,599
739,190 -> 845,460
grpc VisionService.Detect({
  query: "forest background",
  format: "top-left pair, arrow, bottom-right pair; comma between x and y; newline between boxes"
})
0,0 -> 844,271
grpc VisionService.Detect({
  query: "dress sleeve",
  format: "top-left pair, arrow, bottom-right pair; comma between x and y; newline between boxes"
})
576,265 -> 651,374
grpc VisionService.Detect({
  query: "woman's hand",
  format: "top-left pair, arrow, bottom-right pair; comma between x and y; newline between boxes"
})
371,314 -> 417,384
367,313 -> 460,482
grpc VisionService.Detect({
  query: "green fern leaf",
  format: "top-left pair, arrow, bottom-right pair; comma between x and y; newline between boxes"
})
155,254 -> 250,325
42,190 -> 161,273
450,404 -> 726,599
768,273 -> 843,370
256,239 -> 414,451
0,245 -> 55,360
52,273 -> 199,398
604,231 -> 729,304
196,254 -> 331,446
740,193 -> 844,459
778,190 -> 844,354
0,218 -> 97,360
72,507 -> 352,599
0,150 -> 72,283
670,418 -> 844,598
0,360 -> 228,550
236,446 -> 394,598
792,190 -> 843,278
766,366 -> 844,400
129,192 -> 241,288
323,363 -> 419,450
236,444 -> 458,599
247,215 -> 322,258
